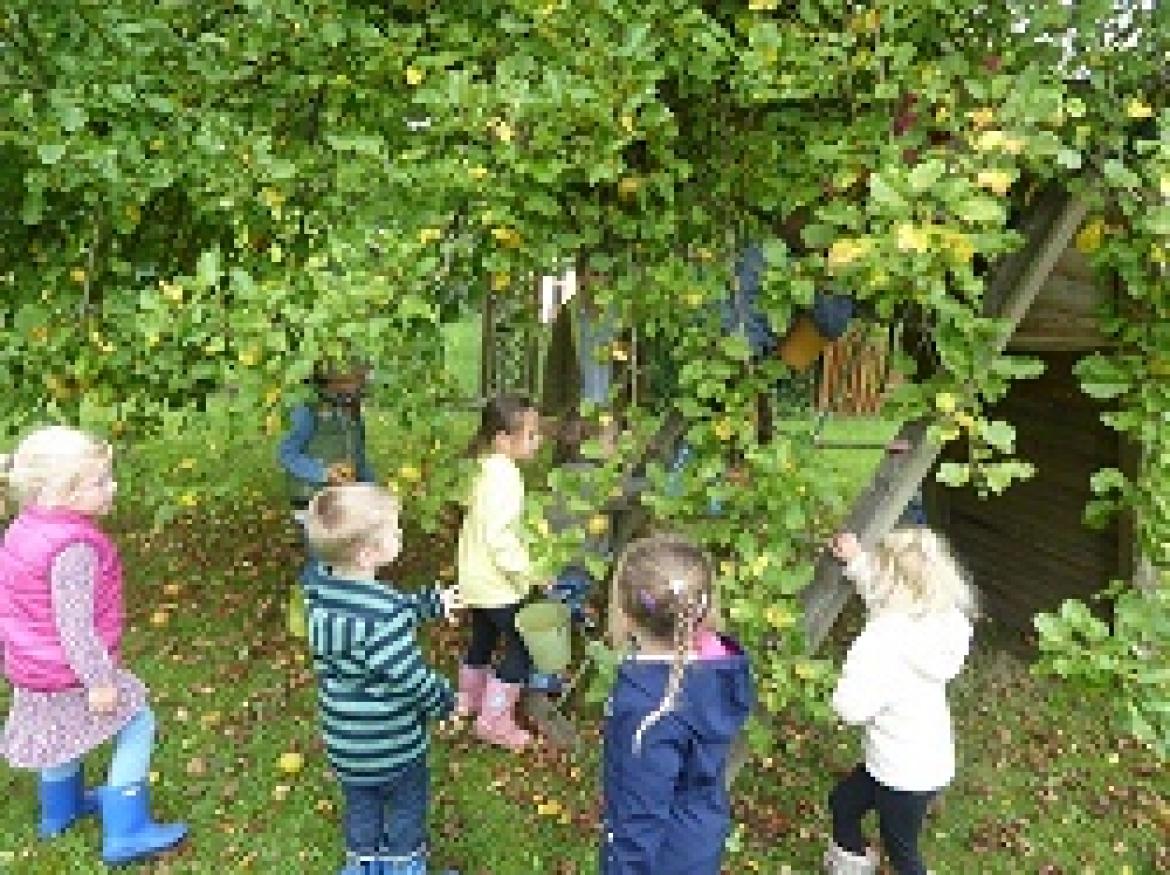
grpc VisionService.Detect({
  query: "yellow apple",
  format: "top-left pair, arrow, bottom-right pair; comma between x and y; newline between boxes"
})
976,169 -> 1013,196
617,176 -> 641,199
278,751 -> 304,775
1126,98 -> 1153,120
1075,218 -> 1105,255
896,224 -> 930,254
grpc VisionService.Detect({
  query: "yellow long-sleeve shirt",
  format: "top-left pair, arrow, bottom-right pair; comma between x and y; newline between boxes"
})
457,453 -> 535,608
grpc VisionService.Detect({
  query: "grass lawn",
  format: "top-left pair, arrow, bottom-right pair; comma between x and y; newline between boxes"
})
0,411 -> 1164,874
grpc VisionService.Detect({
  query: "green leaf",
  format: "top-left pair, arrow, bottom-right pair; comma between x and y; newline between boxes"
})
1033,612 -> 1066,646
869,174 -> 906,211
936,463 -> 970,487
1089,467 -> 1127,495
266,159 -> 297,180
980,460 -> 1035,494
56,104 -> 87,132
719,333 -> 752,362
1143,206 -> 1170,236
1056,148 -> 1082,170
799,223 -> 836,248
325,134 -> 385,156
37,144 -> 66,164
978,419 -> 1015,453
956,196 -> 1005,224
1076,354 -> 1131,399
992,356 -> 1046,379
1102,159 -> 1142,190
908,160 -> 945,192
196,249 -> 222,290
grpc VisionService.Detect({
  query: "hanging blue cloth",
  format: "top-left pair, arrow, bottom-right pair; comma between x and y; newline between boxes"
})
718,244 -> 777,360
811,292 -> 855,341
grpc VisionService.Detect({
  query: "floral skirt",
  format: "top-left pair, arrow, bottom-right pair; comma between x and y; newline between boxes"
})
1,670 -> 148,770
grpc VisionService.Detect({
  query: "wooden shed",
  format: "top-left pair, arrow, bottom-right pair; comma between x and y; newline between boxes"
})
803,183 -> 1144,647
922,246 -> 1131,633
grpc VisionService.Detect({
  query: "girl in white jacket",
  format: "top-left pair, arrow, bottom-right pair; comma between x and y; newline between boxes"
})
824,529 -> 975,875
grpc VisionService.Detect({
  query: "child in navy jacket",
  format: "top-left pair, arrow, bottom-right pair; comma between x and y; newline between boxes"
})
600,534 -> 754,875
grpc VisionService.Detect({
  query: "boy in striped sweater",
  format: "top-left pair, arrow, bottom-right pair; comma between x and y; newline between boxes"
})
304,484 -> 462,875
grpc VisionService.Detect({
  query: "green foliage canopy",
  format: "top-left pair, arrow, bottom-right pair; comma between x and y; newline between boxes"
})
2,0 -> 1167,751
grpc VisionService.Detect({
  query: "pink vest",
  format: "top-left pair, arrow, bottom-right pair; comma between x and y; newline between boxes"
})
0,507 -> 123,691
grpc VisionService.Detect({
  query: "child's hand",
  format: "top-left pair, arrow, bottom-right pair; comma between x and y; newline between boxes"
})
327,462 -> 355,485
439,585 -> 464,618
88,684 -> 118,715
830,532 -> 862,563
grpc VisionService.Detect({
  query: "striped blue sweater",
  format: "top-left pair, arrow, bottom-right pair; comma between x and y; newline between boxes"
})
308,570 -> 454,785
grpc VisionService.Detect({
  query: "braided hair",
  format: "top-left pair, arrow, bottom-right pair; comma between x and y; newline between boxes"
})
611,533 -> 715,753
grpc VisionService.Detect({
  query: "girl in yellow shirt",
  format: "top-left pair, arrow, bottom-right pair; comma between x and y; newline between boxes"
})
455,395 -> 544,751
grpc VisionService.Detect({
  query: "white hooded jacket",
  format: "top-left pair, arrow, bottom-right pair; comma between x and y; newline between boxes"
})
831,554 -> 973,793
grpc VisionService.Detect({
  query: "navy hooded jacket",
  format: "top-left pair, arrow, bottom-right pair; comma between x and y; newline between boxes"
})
600,638 -> 755,875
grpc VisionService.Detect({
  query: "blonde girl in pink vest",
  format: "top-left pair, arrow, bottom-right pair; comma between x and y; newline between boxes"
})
0,427 -> 186,865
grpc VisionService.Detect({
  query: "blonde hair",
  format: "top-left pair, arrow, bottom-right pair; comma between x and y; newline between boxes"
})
611,533 -> 715,753
4,426 -> 112,510
304,483 -> 399,567
862,527 -> 977,618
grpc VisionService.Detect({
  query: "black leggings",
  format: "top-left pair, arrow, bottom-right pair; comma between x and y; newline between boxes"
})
464,606 -> 532,685
829,765 -> 936,875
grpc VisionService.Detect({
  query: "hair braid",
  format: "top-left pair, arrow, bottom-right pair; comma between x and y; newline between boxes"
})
633,608 -> 695,754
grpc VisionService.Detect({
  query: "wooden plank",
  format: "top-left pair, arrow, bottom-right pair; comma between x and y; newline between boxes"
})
950,518 -> 1116,585
1010,248 -> 1113,351
802,184 -> 1091,650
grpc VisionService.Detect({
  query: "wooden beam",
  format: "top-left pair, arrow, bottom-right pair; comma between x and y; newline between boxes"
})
801,184 -> 1091,650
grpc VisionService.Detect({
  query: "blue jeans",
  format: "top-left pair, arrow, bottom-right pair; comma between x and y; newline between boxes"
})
342,758 -> 428,857
41,706 -> 156,788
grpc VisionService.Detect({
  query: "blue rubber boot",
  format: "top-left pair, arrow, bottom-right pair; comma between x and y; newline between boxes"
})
38,768 -> 99,838
98,781 -> 187,865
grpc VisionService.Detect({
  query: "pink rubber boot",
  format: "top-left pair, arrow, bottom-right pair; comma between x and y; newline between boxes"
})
474,676 -> 531,751
454,665 -> 489,718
